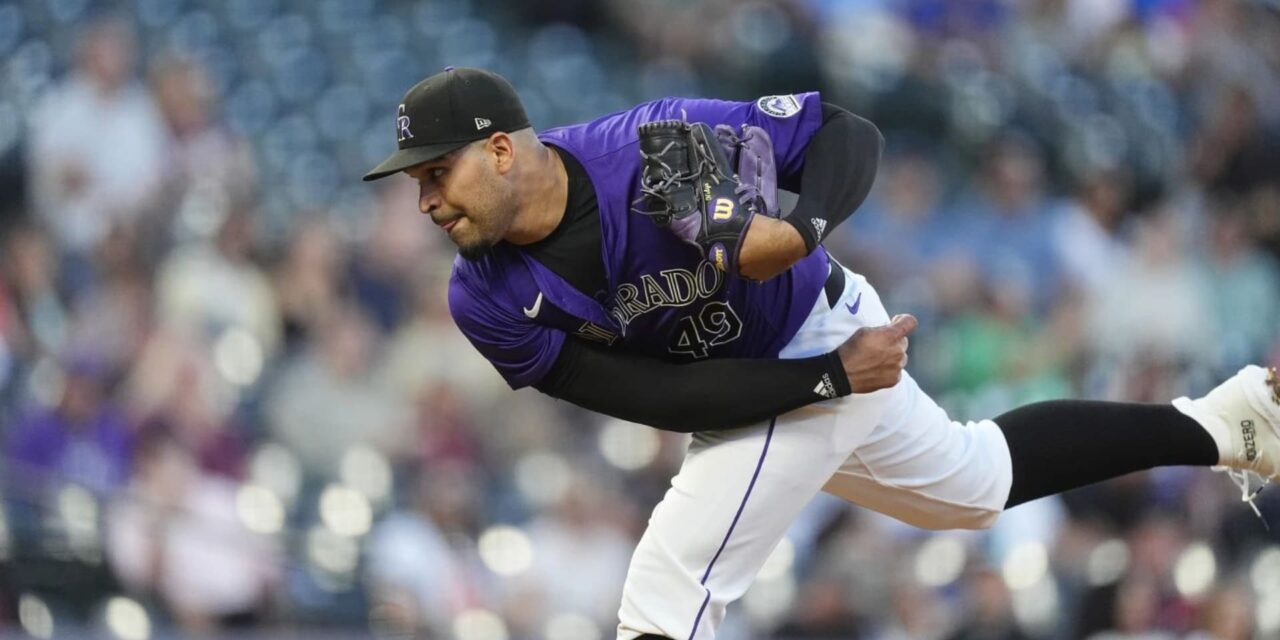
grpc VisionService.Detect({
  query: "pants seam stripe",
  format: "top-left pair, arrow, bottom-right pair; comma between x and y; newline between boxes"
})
686,417 -> 777,640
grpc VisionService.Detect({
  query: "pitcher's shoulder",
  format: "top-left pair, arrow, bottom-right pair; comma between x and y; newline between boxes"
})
448,249 -> 537,315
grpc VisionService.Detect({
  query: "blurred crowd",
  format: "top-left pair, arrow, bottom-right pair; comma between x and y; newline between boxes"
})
1,0 -> 1279,638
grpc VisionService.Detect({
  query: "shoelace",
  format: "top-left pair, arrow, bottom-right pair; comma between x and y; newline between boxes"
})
1218,467 -> 1269,529
1239,367 -> 1280,529
1215,366 -> 1280,530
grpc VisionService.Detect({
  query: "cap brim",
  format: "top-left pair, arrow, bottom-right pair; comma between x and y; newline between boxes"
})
362,141 -> 471,181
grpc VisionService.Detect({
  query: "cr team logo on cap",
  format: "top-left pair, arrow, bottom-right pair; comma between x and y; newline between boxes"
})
396,104 -> 413,142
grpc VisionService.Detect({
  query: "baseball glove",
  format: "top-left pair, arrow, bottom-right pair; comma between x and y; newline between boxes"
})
634,119 -> 780,276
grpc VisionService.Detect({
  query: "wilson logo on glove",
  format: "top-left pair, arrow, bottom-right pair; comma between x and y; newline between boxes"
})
712,198 -> 735,222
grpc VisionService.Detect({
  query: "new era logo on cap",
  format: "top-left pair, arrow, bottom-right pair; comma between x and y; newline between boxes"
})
475,117 -> 492,130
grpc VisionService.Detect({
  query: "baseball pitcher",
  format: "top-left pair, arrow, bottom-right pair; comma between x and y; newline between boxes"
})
363,67 -> 1280,640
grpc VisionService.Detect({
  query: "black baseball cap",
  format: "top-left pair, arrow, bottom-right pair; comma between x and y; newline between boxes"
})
362,66 -> 530,181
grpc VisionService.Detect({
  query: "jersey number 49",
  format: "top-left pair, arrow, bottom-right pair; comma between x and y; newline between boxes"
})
668,301 -> 743,359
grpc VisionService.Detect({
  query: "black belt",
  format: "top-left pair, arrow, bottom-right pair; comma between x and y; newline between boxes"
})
823,253 -> 846,308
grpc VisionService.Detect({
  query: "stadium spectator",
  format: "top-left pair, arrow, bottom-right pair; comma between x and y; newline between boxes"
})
125,331 -> 248,479
840,150 -> 952,296
272,220 -> 348,350
151,56 -> 257,215
348,180 -> 438,332
1200,203 -> 1280,374
365,463 -> 492,636
1052,170 -> 1133,297
155,208 -> 281,357
521,476 -> 632,626
104,429 -> 277,632
265,304 -> 409,476
379,274 -> 508,418
1086,208 -> 1217,395
66,226 -> 153,375
5,352 -> 132,497
950,136 -> 1061,313
25,17 -> 165,258
1,225 -> 67,360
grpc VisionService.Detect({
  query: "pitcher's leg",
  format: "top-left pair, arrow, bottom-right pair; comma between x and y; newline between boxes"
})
996,399 -> 1217,506
824,371 -> 1248,530
616,391 -> 888,640
823,372 -> 1014,530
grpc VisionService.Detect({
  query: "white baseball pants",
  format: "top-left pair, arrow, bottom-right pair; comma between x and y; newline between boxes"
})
616,266 -> 1014,640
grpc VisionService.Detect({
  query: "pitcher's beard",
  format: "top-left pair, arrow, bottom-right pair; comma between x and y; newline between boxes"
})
457,240 -> 496,261
448,217 -> 499,261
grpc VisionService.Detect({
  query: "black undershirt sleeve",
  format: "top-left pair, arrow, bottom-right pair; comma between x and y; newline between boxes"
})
533,339 -> 852,433
782,102 -> 884,254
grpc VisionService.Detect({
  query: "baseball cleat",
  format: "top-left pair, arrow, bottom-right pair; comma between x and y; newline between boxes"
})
1175,365 -> 1280,519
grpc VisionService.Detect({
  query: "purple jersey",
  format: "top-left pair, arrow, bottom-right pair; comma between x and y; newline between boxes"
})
449,94 -> 832,389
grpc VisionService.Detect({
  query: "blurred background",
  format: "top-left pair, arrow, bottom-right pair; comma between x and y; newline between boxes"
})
0,0 -> 1279,638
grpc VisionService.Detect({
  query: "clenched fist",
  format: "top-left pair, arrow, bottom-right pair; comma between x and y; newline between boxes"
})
837,314 -> 917,393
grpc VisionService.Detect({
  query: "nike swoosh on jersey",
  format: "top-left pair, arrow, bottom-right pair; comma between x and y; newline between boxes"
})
523,292 -> 544,319
846,292 -> 862,315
